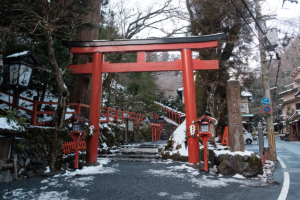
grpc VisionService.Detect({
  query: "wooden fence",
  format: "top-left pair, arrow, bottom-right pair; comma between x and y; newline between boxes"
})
63,140 -> 87,155
0,89 -> 143,126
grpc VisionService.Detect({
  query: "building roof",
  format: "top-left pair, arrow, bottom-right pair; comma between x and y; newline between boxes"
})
289,110 -> 300,121
284,83 -> 293,88
278,87 -> 298,96
288,67 -> 300,80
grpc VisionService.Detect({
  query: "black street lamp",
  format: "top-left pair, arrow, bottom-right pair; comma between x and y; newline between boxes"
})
7,51 -> 40,109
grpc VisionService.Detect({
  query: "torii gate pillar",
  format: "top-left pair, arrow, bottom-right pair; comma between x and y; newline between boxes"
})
181,48 -> 199,163
86,52 -> 103,164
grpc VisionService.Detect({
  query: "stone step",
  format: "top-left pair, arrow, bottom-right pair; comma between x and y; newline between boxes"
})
98,154 -> 161,159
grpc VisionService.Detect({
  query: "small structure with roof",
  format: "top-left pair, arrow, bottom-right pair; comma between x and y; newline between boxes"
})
65,114 -> 91,169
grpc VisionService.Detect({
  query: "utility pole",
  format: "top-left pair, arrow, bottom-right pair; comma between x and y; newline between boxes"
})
255,0 -> 277,161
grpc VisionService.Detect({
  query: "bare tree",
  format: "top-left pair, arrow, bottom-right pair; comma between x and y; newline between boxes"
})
0,0 -> 95,171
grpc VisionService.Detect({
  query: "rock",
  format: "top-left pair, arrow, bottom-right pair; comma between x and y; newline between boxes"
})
243,155 -> 249,162
25,158 -> 30,166
234,155 -> 243,174
0,174 -> 4,182
185,163 -> 200,170
210,168 -> 218,173
2,164 -> 8,170
242,172 -> 256,177
178,156 -> 189,162
24,146 -> 30,153
216,154 -> 224,165
18,158 -> 25,167
218,154 -> 243,175
247,154 -> 263,175
287,134 -> 299,141
20,152 -> 29,160
36,169 -> 46,175
0,164 -> 2,171
209,171 -> 216,176
3,171 -> 13,182
18,168 -> 25,175
32,159 -> 43,165
26,171 -> 37,178
199,149 -> 215,166
161,152 -> 171,160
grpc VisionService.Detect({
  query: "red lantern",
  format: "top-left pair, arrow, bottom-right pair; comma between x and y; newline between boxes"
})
193,115 -> 217,171
66,114 -> 91,169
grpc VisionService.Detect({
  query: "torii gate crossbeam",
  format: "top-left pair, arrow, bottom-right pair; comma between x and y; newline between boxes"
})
66,33 -> 226,165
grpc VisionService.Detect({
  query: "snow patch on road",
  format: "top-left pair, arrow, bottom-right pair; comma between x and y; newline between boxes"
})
171,192 -> 199,199
157,192 -> 169,196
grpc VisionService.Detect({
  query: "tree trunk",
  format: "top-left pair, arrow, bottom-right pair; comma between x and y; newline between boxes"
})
37,84 -> 47,111
44,32 -> 70,172
195,71 -> 208,117
69,0 -> 102,117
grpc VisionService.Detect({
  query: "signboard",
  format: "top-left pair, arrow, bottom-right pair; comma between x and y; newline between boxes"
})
261,97 -> 270,105
263,105 -> 271,113
128,120 -> 134,132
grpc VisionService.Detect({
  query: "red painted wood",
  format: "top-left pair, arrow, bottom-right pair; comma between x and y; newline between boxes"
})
137,51 -> 146,63
32,99 -> 38,126
182,48 -> 199,164
69,59 -> 219,74
86,52 -> 103,164
71,41 -> 218,54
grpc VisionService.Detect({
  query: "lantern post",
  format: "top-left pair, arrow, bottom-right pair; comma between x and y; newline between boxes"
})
193,115 -> 217,171
66,114 -> 90,169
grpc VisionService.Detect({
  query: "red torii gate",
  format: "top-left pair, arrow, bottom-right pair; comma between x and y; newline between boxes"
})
67,33 -> 226,165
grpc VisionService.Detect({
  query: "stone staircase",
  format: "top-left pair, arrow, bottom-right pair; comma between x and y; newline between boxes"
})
160,121 -> 178,140
98,142 -> 165,161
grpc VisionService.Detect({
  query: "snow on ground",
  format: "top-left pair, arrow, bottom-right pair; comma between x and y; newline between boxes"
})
54,158 -> 118,177
145,163 -> 259,188
3,158 -> 119,200
164,117 -> 179,126
164,119 -> 256,158
0,117 -> 24,131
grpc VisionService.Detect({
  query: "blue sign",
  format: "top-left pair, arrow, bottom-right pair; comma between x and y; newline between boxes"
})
261,97 -> 270,105
263,105 -> 271,113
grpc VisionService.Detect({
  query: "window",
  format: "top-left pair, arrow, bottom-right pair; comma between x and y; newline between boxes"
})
241,103 -> 248,113
296,103 -> 300,110
81,124 -> 84,131
201,124 -> 209,132
73,124 -> 79,131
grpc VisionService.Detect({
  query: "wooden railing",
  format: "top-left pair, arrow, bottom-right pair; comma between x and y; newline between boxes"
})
63,140 -> 87,155
159,105 -> 185,125
0,89 -> 143,126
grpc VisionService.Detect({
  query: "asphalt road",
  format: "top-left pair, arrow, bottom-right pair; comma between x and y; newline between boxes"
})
0,139 -> 298,200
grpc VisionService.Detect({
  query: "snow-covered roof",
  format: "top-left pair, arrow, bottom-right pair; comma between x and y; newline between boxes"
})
6,51 -> 30,58
295,90 -> 300,97
278,88 -> 298,96
288,67 -> 300,80
284,83 -> 293,88
288,110 -> 300,121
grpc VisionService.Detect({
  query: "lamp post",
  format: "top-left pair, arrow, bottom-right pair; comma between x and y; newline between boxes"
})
193,115 -> 217,172
7,51 -> 40,110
